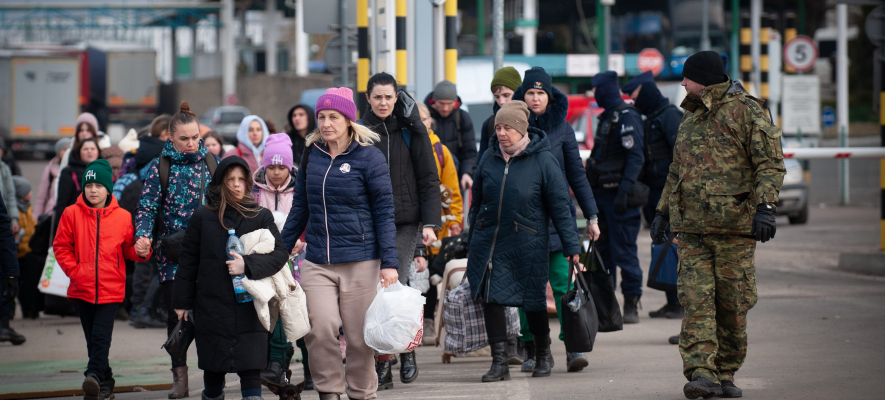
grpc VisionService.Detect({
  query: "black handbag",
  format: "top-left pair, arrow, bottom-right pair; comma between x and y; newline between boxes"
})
581,240 -> 624,333
560,261 -> 599,353
161,317 -> 195,361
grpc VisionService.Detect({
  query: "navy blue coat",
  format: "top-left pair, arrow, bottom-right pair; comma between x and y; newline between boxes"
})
281,140 -> 398,269
640,98 -> 682,188
591,101 -> 645,194
466,127 -> 581,312
0,194 -> 18,276
513,86 -> 598,252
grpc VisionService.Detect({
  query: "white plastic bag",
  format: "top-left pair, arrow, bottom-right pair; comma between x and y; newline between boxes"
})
408,261 -> 430,293
363,282 -> 426,354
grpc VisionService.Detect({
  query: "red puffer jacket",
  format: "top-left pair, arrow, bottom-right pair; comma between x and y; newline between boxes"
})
53,194 -> 150,304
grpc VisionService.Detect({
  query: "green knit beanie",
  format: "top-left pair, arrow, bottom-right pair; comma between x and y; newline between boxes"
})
490,66 -> 521,92
82,159 -> 114,194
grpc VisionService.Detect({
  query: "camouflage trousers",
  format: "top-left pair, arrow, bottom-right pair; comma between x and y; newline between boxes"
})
676,233 -> 758,384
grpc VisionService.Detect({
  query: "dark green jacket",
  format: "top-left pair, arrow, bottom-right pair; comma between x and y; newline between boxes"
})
466,127 -> 580,312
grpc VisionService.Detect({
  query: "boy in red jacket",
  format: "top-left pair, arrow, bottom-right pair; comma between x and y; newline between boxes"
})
53,159 -> 151,400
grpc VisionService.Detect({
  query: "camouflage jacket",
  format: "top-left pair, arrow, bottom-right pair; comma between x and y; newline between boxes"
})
657,79 -> 785,235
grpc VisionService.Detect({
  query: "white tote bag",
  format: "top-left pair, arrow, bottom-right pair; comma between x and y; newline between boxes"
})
37,247 -> 69,297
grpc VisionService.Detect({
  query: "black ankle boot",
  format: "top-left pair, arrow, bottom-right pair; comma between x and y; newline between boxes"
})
532,336 -> 554,377
98,376 -> 115,400
375,359 -> 393,390
505,337 -> 523,365
260,360 -> 284,385
520,341 -> 536,372
481,342 -> 511,382
623,294 -> 641,324
399,351 -> 418,383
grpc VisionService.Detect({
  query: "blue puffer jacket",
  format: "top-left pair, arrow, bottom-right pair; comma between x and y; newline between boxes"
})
135,140 -> 218,282
281,140 -> 398,269
466,127 -> 581,312
513,86 -> 598,252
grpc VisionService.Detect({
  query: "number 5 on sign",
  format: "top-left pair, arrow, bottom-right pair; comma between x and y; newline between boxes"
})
784,36 -> 818,72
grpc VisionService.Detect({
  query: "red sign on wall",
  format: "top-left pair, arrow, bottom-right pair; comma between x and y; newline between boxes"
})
637,48 -> 665,76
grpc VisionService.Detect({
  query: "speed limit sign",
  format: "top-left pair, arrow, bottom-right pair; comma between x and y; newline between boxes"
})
783,36 -> 818,72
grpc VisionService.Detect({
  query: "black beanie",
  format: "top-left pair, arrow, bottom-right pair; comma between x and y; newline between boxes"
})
521,66 -> 553,98
682,51 -> 727,87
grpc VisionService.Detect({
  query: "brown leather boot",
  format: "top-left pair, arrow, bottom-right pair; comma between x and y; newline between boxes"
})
168,366 -> 189,399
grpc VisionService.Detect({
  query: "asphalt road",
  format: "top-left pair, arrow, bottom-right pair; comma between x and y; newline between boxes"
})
3,202 -> 882,400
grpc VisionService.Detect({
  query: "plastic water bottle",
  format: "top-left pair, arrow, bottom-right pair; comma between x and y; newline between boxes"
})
227,229 -> 253,303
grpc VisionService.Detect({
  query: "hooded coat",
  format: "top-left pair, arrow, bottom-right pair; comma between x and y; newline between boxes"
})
173,156 -> 288,373
53,152 -> 89,236
223,115 -> 270,172
361,110 -> 442,228
427,130 -> 463,256
466,127 -> 581,312
423,93 -> 477,176
512,86 -> 598,251
53,195 -> 150,304
632,83 -> 683,186
135,140 -> 219,282
252,166 -> 297,214
286,105 -> 316,165
34,156 -> 61,217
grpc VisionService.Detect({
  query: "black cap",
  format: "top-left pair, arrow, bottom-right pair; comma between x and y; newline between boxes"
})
682,51 -> 727,87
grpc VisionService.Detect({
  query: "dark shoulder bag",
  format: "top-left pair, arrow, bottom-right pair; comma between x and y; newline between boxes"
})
155,155 -> 217,263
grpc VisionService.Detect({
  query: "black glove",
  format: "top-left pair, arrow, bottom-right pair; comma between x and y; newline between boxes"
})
393,90 -> 422,129
650,212 -> 669,244
1,276 -> 19,307
613,190 -> 628,216
752,203 -> 777,243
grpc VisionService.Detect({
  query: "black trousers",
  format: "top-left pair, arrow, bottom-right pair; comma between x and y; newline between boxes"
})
130,256 -> 157,307
77,301 -> 120,382
203,369 -> 261,397
483,302 -> 549,345
162,281 -> 187,368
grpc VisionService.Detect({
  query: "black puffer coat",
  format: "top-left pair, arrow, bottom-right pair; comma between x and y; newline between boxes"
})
172,156 -> 288,373
361,110 -> 441,227
466,127 -> 580,312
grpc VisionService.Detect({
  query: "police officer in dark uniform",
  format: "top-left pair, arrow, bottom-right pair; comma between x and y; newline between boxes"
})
623,71 -> 684,324
585,71 -> 645,324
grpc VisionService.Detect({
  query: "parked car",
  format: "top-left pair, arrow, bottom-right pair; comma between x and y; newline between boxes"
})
776,158 -> 808,224
200,106 -> 250,142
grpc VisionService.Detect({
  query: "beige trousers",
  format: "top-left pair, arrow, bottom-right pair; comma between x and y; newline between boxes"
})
301,259 -> 380,399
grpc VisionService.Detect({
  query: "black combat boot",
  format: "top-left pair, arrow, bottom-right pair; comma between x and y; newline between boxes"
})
82,373 -> 101,400
505,337 -> 523,365
260,360 -> 284,385
683,376 -> 723,399
720,380 -> 742,398
649,303 -> 685,319
481,342 -> 511,382
520,341 -> 536,372
399,351 -> 418,383
669,335 -> 680,345
375,358 -> 393,390
531,336 -> 554,377
0,327 -> 26,345
623,294 -> 641,324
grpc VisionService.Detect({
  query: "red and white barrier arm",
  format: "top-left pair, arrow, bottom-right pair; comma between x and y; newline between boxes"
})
782,147 -> 885,159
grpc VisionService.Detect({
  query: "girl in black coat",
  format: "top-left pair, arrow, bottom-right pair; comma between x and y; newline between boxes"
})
172,156 -> 288,400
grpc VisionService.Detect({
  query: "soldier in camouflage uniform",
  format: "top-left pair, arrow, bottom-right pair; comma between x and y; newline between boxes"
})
650,51 -> 785,399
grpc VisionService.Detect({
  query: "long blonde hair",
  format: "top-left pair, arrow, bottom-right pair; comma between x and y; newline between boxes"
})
305,116 -> 380,148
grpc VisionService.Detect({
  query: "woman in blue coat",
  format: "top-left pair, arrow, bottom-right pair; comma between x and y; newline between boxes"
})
512,66 -> 599,372
280,87 -> 398,400
467,101 -> 581,382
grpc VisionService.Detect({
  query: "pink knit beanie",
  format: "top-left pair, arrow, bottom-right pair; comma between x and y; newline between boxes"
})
315,87 -> 357,122
75,112 -> 99,133
263,133 -> 294,169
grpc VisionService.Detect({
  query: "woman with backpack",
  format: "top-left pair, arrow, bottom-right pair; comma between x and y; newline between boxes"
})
359,73 -> 441,389
135,102 -> 219,399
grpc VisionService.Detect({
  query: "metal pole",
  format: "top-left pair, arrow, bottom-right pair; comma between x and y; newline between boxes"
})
171,27 -> 178,82
880,0 -> 885,250
477,0 -> 485,55
340,0 -> 349,89
445,0 -> 458,83
358,0 -> 369,115
369,0 -> 378,74
386,0 -> 397,77
521,0 -> 536,56
597,0 -> 605,71
798,0 -> 805,35
396,0 -> 407,84
730,0 -> 739,78
222,0 -> 235,104
750,0 -> 761,97
837,4 -> 849,205
295,0 -> 309,76
406,0 -> 416,92
603,3 -> 611,71
701,0 -> 711,51
265,0 -> 278,75
492,0 -> 503,71
433,3 -> 445,84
